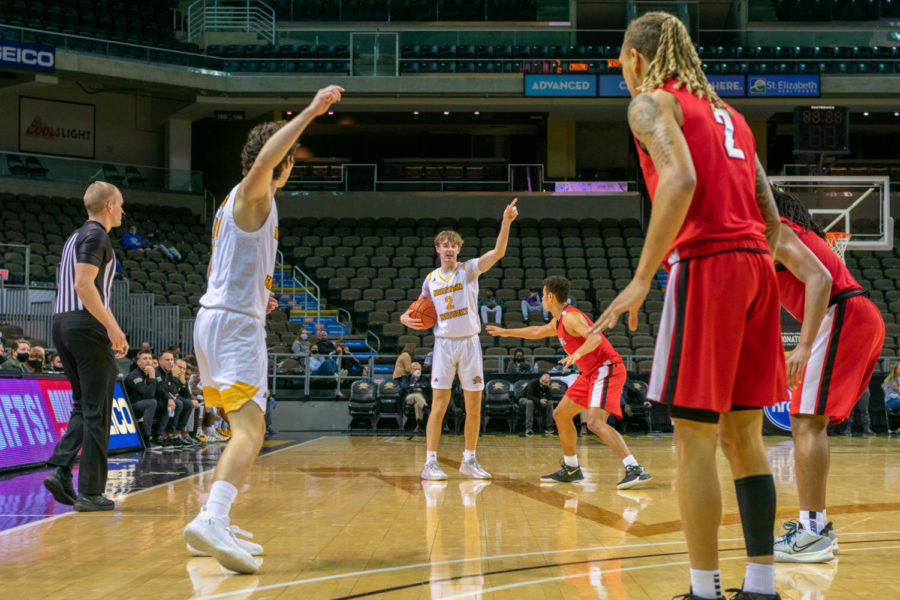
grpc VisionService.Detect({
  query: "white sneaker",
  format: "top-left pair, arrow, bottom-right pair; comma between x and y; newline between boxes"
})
421,461 -> 448,480
459,457 -> 492,479
774,520 -> 835,563
187,524 -> 263,556
183,514 -> 260,573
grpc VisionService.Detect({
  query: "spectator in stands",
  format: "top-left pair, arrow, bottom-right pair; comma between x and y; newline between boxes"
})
521,288 -> 549,322
144,229 -> 183,262
393,342 -> 416,380
479,289 -> 504,324
884,362 -> 900,411
423,350 -> 434,375
156,351 -> 195,447
47,353 -> 65,373
122,225 -> 145,251
566,294 -> 577,307
124,350 -> 161,448
176,358 -> 201,443
1,339 -> 30,372
316,329 -> 337,355
840,388 -> 875,436
507,348 -> 535,374
168,344 -> 182,359
521,373 -> 555,436
401,362 -> 430,433
308,345 -> 338,376
25,346 -> 45,373
335,340 -> 366,376
0,341 -> 5,363
291,326 -> 311,356
264,391 -> 277,438
114,260 -> 125,281
130,341 -> 153,371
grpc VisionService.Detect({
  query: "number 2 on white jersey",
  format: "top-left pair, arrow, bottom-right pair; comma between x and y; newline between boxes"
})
713,108 -> 746,160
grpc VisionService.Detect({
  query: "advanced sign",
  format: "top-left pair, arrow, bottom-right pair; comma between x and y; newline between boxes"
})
524,74 -> 597,97
0,39 -> 55,73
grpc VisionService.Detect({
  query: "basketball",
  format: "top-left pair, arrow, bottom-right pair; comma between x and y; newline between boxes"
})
408,297 -> 437,329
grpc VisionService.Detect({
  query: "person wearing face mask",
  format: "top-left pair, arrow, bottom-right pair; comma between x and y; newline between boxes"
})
506,348 -> 535,374
401,362 -> 430,433
46,353 -> 65,373
292,327 -> 311,356
1,339 -> 31,373
25,346 -> 46,373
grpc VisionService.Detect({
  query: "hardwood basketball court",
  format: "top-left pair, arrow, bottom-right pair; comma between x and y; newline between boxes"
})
1,434 -> 898,599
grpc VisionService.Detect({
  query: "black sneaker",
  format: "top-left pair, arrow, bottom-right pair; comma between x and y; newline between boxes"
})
726,589 -> 781,600
170,436 -> 187,448
616,465 -> 652,489
73,494 -> 115,512
43,467 -> 77,505
160,437 -> 176,450
673,594 -> 724,600
540,460 -> 585,483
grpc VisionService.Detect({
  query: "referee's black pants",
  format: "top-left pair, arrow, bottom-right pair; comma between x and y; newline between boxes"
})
46,312 -> 117,496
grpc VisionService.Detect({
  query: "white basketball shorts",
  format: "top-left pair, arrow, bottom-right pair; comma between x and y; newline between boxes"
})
431,335 -> 484,392
194,307 -> 267,414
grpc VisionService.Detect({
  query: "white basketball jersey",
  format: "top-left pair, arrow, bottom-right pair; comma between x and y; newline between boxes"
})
199,184 -> 278,323
421,258 -> 481,338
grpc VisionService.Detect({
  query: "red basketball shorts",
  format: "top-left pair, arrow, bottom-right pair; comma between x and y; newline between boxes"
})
566,363 -> 626,418
648,248 -> 787,412
792,294 -> 884,423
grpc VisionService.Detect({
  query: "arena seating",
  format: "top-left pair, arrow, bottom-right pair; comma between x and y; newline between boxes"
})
268,0 -> 539,22
3,192 -> 899,376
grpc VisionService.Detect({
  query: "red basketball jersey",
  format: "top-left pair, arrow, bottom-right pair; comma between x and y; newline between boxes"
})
775,217 -> 863,321
635,80 -> 767,260
556,305 -> 621,373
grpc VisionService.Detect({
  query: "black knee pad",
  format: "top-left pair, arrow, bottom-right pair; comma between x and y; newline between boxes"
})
734,474 -> 776,556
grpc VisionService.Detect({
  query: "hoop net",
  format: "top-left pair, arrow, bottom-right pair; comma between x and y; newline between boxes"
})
825,231 -> 851,262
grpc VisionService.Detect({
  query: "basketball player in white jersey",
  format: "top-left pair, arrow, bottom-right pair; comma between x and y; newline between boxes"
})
183,85 -> 343,574
401,199 -> 518,481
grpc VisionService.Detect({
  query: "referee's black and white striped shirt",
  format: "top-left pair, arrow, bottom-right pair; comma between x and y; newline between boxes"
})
55,220 -> 116,315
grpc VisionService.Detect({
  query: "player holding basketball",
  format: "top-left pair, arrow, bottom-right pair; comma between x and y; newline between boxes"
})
768,186 -> 884,563
594,13 -> 785,600
401,199 -> 518,481
487,275 -> 652,489
183,85 -> 343,574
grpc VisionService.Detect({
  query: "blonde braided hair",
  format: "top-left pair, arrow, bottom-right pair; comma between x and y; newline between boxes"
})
623,11 -> 723,108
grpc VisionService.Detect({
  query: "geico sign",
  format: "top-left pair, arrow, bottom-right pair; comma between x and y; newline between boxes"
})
1,45 -> 55,68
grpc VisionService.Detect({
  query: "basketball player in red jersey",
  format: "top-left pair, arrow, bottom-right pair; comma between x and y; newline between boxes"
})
768,187 -> 884,563
487,276 -> 652,489
592,12 -> 785,600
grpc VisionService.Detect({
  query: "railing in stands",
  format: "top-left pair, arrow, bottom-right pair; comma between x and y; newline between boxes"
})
290,265 -> 321,329
187,0 -> 276,45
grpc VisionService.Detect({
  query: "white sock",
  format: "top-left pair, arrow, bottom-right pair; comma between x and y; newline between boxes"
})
564,455 -> 579,467
463,449 -> 476,461
817,509 -> 828,532
204,480 -> 237,521
426,451 -> 437,463
742,562 -> 775,595
690,568 -> 722,599
800,510 -> 818,534
622,454 -> 639,468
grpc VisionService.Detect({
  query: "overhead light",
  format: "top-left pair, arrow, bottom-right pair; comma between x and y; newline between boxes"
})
286,110 -> 293,115
443,111 -> 450,115
863,111 -> 869,116
327,110 -> 334,115
894,112 -> 899,116
413,111 -> 419,115
474,111 -> 480,115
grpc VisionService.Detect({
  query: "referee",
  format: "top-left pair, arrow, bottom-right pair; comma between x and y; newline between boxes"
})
43,181 -> 129,512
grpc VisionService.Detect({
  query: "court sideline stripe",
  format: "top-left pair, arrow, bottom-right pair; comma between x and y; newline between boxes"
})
188,536 -> 900,600
0,436 -> 325,537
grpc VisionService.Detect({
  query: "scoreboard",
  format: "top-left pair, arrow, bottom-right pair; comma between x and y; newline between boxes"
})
793,106 -> 850,154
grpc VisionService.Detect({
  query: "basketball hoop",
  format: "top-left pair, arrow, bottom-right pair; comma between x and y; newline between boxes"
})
825,231 -> 851,263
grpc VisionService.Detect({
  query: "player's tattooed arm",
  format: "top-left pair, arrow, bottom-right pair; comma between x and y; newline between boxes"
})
628,93 -> 676,169
754,155 -> 781,255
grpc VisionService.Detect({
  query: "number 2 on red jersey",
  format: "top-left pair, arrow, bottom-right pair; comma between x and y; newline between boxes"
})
713,108 -> 746,160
